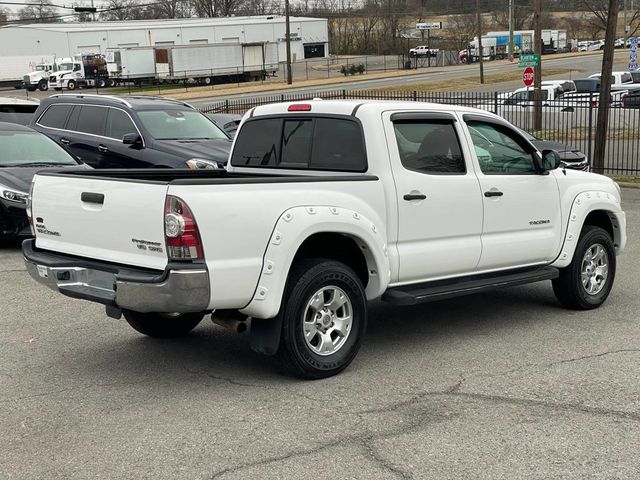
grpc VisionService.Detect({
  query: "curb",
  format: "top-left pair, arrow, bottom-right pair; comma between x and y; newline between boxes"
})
617,182 -> 640,189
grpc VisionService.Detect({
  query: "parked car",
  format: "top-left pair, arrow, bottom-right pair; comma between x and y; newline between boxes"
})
0,97 -> 39,126
622,90 -> 640,108
205,113 -> 242,138
30,95 -> 232,169
516,128 -> 589,171
24,100 -> 626,379
588,71 -> 640,92
409,46 -> 439,57
0,122 -> 87,239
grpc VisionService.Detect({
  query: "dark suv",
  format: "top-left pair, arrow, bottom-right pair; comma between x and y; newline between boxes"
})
30,95 -> 231,169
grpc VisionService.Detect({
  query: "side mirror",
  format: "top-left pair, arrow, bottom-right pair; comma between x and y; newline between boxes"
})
122,133 -> 142,146
541,149 -> 562,171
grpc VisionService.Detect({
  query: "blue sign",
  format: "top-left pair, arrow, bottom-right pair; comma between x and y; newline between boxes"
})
630,37 -> 639,70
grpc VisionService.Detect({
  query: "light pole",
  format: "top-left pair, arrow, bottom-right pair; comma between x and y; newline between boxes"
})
285,0 -> 293,85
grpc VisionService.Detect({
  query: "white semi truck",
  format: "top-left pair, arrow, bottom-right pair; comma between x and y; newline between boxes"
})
49,53 -> 109,91
22,62 -> 57,92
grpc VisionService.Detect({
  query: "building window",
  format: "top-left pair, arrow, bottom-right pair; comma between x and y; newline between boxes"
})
189,39 -> 208,44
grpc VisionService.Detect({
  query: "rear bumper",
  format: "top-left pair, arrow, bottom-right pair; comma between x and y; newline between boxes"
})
22,239 -> 210,313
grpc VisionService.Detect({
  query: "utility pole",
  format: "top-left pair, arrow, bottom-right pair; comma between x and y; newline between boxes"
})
508,0 -> 514,61
623,0 -> 628,46
533,0 -> 542,131
476,0 -> 484,84
593,0 -> 621,173
285,0 -> 293,85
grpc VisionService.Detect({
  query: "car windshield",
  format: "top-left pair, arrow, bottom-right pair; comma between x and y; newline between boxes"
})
0,131 -> 77,167
58,63 -> 73,71
137,109 -> 229,141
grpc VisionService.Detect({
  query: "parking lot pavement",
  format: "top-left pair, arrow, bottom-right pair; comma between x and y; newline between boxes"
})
1,188 -> 639,480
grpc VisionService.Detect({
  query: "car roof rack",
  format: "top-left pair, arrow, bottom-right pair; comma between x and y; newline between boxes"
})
125,95 -> 192,108
48,94 -> 132,108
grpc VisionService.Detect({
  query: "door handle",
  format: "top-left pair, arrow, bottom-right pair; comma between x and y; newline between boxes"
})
484,190 -> 504,197
97,145 -> 108,153
60,138 -> 70,145
403,193 -> 427,201
81,192 -> 104,205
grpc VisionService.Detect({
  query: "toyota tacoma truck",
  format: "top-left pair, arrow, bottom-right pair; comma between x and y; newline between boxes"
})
23,100 -> 627,379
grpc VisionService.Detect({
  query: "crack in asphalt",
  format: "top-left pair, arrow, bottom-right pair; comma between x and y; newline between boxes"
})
359,438 -> 414,480
545,349 -> 640,367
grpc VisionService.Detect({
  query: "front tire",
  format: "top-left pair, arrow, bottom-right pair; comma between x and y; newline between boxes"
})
123,311 -> 204,338
276,259 -> 367,379
38,80 -> 48,91
66,80 -> 76,90
552,226 -> 616,310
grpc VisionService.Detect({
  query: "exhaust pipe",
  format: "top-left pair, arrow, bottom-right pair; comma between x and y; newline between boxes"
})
211,310 -> 248,334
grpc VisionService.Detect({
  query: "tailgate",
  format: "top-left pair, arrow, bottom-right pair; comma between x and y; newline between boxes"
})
31,173 -> 169,270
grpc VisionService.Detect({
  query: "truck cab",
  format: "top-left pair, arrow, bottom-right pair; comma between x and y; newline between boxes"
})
50,54 -> 109,91
23,63 -> 55,92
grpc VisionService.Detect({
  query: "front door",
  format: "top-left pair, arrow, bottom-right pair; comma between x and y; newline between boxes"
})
463,116 -> 562,270
384,111 -> 484,284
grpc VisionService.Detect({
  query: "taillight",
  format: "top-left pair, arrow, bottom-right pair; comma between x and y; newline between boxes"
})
164,195 -> 203,261
288,104 -> 312,111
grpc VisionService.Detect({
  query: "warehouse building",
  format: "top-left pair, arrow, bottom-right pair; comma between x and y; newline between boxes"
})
0,16 -> 329,62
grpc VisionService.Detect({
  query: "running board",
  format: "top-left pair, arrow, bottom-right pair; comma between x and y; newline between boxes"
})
382,266 -> 559,306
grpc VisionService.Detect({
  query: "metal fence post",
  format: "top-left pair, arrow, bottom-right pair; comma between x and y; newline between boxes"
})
327,57 -> 330,78
494,91 -> 499,115
225,99 -> 229,114
343,89 -> 346,99
413,90 -> 417,102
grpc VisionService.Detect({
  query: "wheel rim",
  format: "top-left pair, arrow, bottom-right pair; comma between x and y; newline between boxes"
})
581,243 -> 609,295
302,286 -> 353,356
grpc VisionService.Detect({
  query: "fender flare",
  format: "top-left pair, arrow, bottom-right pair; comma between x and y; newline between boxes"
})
552,190 -> 625,269
241,205 -> 391,320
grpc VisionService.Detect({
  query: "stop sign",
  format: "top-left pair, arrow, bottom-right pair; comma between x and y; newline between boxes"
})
523,66 -> 535,86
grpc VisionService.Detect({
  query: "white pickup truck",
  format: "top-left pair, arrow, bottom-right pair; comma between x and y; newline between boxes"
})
23,100 -> 627,378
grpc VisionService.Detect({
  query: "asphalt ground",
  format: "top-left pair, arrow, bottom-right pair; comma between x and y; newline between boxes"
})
0,187 -> 639,479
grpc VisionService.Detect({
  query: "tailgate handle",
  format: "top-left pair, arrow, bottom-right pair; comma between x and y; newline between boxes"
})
81,192 -> 105,205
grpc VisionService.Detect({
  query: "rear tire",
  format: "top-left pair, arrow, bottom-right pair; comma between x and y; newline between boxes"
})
123,311 -> 204,338
276,259 -> 367,379
552,226 -> 616,310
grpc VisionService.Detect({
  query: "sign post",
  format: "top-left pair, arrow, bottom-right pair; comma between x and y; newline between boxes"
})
416,22 -> 442,68
523,66 -> 535,87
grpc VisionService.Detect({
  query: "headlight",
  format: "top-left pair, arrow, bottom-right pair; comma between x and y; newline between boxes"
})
185,158 -> 220,170
1,185 -> 28,204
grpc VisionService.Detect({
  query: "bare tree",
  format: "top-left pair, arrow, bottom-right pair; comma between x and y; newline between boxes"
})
491,0 -> 534,30
581,0 -> 640,37
18,0 -> 57,22
99,0 -> 142,20
0,7 -> 8,24
445,13 -> 477,51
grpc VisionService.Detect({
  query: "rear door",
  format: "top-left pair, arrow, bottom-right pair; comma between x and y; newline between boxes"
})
384,111 -> 483,283
32,173 -> 169,270
64,105 -> 108,167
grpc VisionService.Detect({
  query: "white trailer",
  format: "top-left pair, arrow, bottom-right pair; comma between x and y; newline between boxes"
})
106,48 -> 157,86
1,54 -> 57,87
159,43 -> 279,84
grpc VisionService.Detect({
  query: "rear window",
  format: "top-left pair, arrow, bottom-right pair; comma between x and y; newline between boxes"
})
67,106 -> 108,136
231,116 -> 366,172
37,104 -> 73,129
574,80 -> 599,92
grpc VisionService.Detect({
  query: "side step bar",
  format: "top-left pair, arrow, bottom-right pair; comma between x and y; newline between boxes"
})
382,266 -> 559,306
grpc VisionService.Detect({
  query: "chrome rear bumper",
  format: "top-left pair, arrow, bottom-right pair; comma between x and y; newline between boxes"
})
23,240 -> 210,313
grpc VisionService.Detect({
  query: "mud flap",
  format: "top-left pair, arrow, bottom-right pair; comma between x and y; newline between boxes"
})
249,316 -> 283,356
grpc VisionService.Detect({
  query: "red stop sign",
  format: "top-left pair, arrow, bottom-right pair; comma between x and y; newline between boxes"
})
523,66 -> 535,86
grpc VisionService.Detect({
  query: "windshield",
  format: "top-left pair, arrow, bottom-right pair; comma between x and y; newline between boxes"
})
137,109 -> 228,141
35,65 -> 46,71
58,63 -> 73,71
0,131 -> 78,167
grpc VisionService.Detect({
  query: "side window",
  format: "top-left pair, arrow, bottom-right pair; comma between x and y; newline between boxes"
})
393,120 -> 465,175
230,118 -> 280,166
74,106 -> 108,136
106,108 -> 137,140
37,104 -> 73,129
467,121 -> 537,174
230,117 -> 366,172
310,118 -> 366,171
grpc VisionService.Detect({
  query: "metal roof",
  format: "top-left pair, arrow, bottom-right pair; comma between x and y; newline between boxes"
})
1,15 -> 325,33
